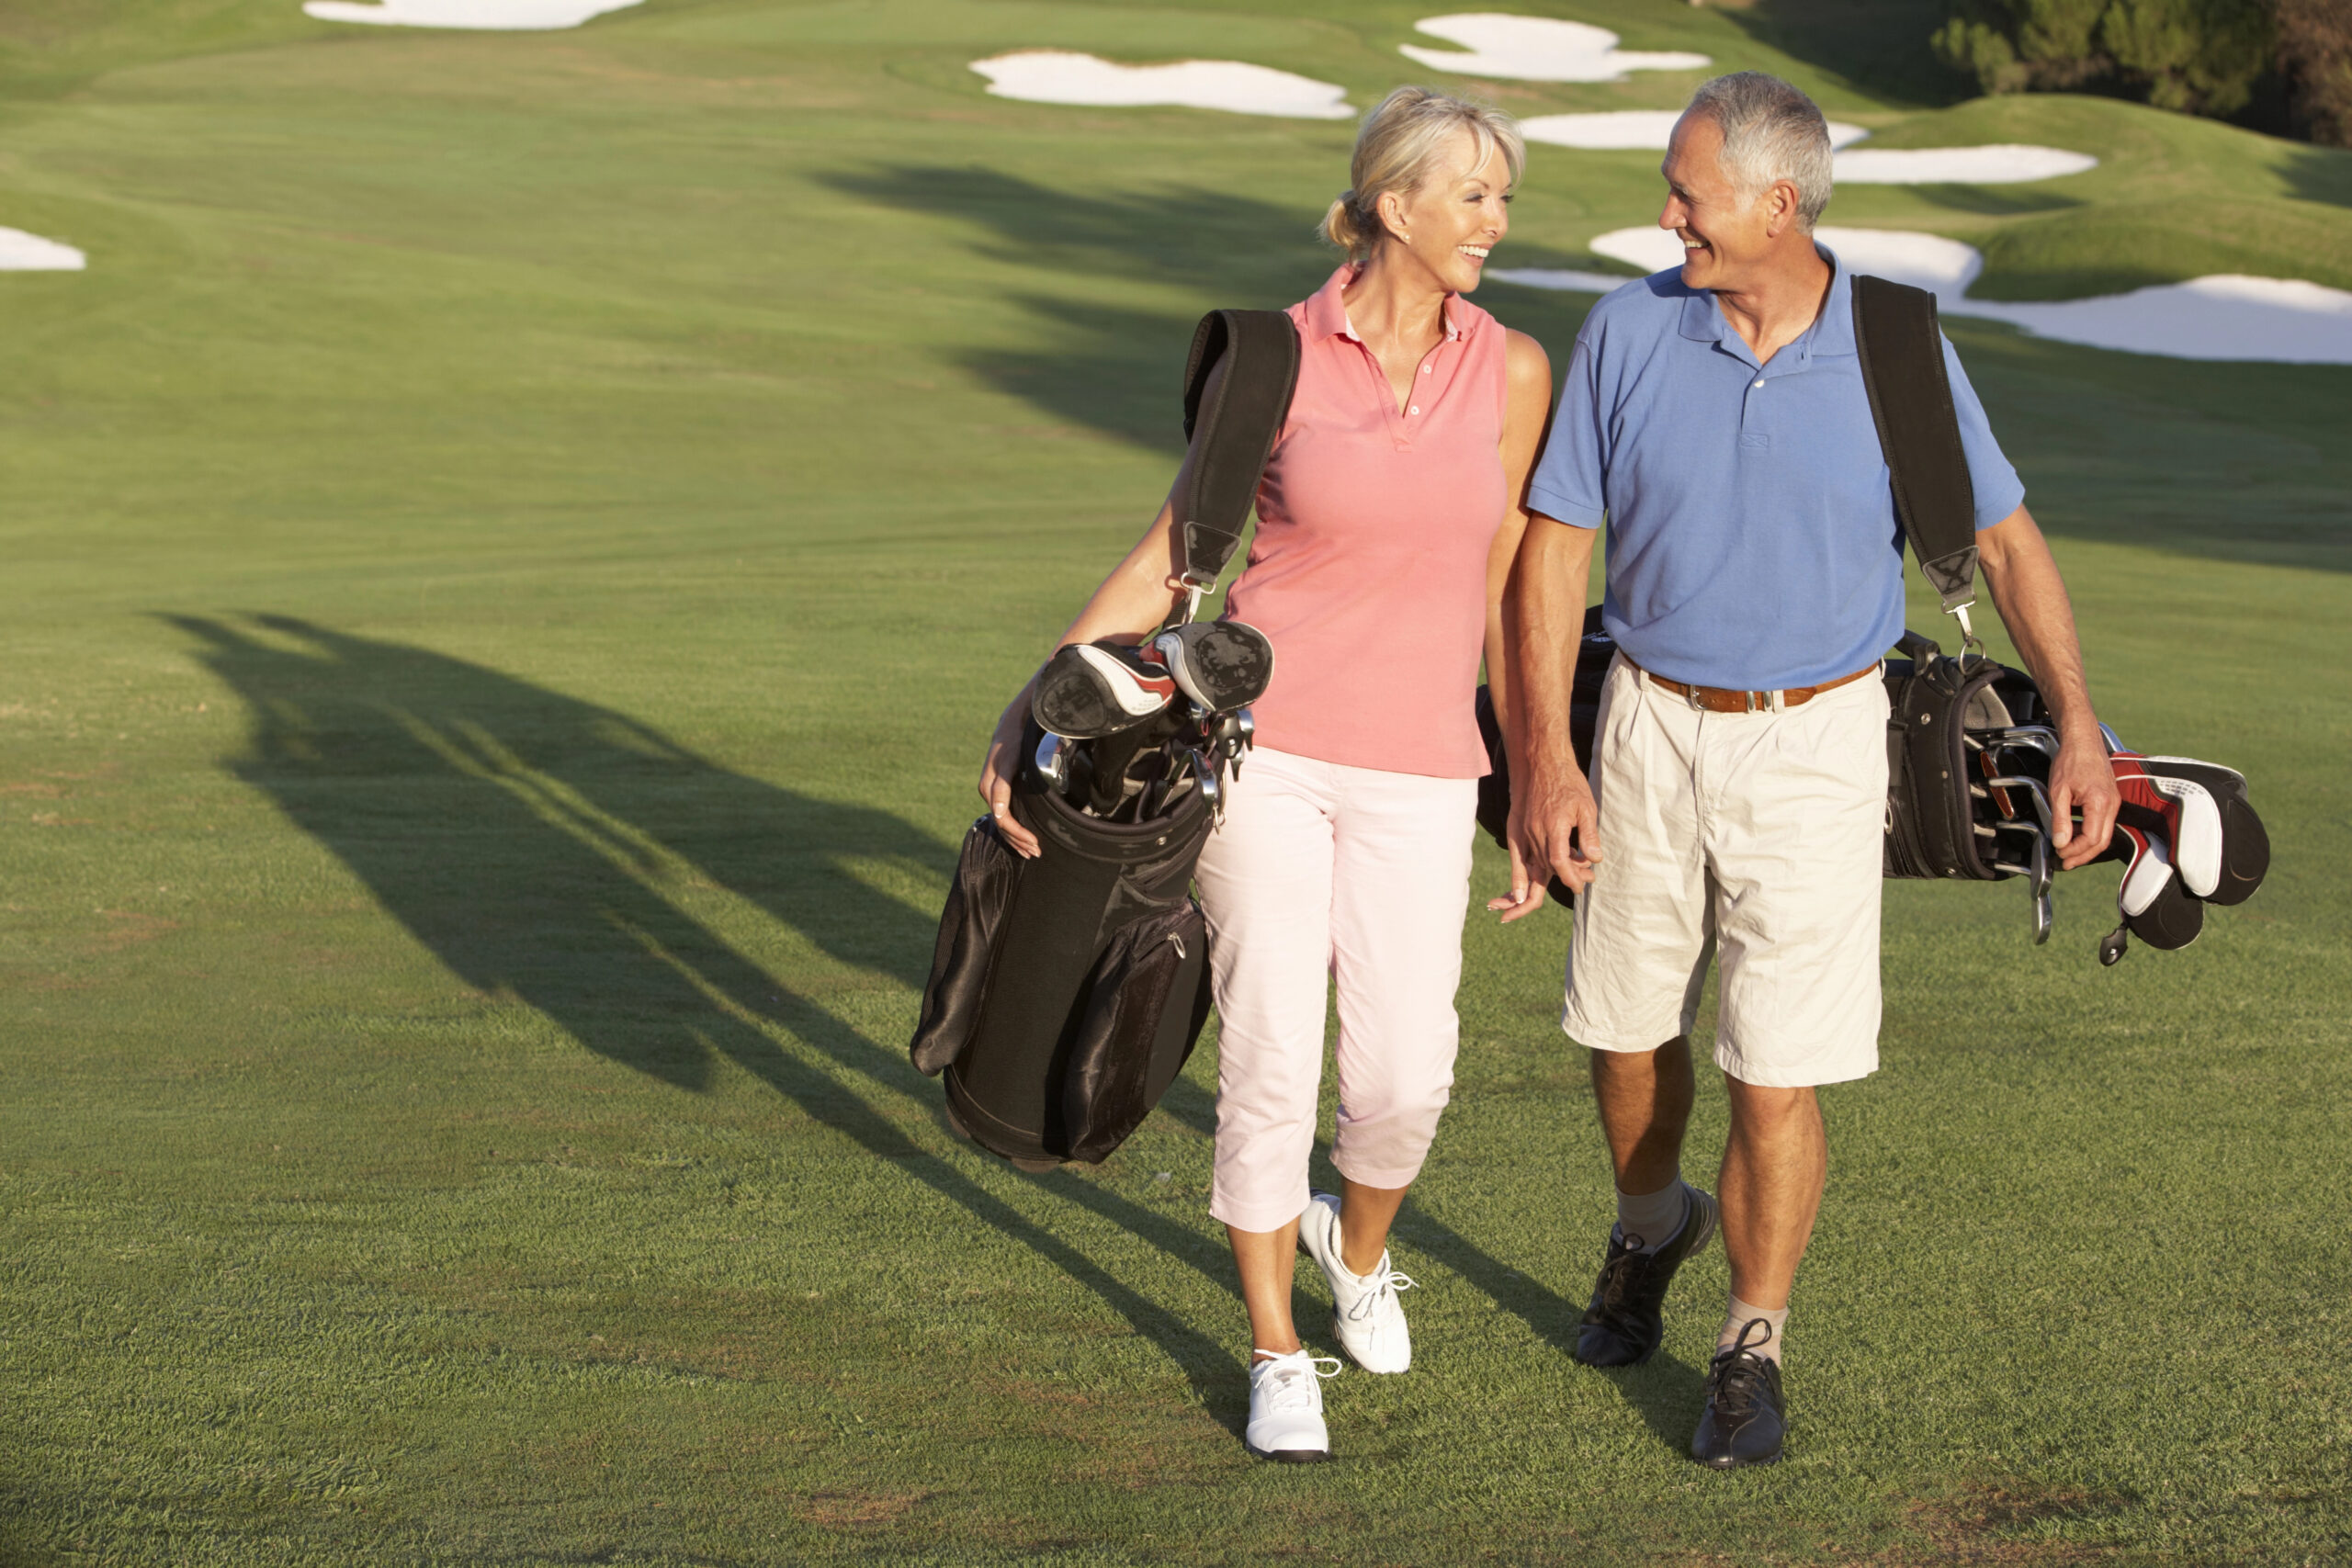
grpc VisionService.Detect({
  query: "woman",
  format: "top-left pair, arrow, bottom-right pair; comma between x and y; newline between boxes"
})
978,86 -> 1551,1462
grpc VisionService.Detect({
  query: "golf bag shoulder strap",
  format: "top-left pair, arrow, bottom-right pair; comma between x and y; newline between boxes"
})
1173,309 -> 1301,604
1851,276 -> 1978,621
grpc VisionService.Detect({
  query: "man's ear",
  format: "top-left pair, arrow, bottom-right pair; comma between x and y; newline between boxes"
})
1761,178 -> 1802,241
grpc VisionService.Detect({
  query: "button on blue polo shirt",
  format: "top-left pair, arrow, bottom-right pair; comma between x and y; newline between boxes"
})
1527,246 -> 2025,692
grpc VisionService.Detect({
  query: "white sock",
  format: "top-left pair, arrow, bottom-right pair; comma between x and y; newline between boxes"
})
1615,1176 -> 1688,1255
1717,1294 -> 1788,1365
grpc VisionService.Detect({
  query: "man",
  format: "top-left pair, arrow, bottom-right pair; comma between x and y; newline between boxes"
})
1500,72 -> 2120,1469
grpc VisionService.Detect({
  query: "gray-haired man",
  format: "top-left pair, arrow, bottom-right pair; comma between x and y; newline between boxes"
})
1498,73 -> 2120,1467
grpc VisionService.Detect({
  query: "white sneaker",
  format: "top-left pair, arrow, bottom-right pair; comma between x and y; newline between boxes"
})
1245,1348 -> 1340,1462
1296,1191 -> 1417,1374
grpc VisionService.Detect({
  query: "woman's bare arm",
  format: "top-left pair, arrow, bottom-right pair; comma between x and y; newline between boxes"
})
1480,328 -> 1555,756
978,359 -> 1230,856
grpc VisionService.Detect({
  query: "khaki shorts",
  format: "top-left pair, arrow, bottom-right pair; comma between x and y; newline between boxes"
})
1562,654 -> 1889,1088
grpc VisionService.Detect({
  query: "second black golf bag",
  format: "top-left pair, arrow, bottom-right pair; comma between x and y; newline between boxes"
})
907,307 -> 1300,1169
1857,276 -> 2269,961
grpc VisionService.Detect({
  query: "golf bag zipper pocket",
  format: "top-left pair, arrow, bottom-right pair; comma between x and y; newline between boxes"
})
1058,897 -> 1212,1165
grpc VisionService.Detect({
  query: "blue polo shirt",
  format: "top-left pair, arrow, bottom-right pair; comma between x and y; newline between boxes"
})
1527,248 -> 2025,691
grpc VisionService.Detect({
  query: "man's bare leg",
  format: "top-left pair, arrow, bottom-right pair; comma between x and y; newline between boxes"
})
1592,1035 -> 1695,1193
1715,1076 -> 1826,1358
1573,1037 -> 1711,1368
1690,1075 -> 1818,1469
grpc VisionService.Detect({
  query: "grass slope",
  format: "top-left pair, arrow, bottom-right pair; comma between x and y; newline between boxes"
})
0,2 -> 2346,1563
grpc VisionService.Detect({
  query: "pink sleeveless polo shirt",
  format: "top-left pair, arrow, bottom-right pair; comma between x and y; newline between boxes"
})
1223,265 -> 1510,778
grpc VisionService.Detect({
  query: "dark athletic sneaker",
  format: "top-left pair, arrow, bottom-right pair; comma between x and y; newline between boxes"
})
1572,1184 -> 1719,1368
1152,619 -> 1274,713
1032,640 -> 1176,739
1690,1321 -> 1786,1469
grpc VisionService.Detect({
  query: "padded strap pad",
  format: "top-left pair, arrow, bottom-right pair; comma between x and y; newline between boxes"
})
1174,309 -> 1300,591
1852,276 -> 1979,614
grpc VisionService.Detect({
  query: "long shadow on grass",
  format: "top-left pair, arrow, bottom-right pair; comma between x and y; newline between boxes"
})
169,613 -> 1710,1450
164,613 -> 1255,1421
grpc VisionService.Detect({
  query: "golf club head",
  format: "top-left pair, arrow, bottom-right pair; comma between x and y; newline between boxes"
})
1987,724 -> 2061,758
1188,748 -> 1222,815
2139,755 -> 2267,905
1032,641 -> 1177,740
2026,830 -> 2052,942
2113,824 -> 2204,952
1152,621 -> 1274,714
1033,731 -> 1067,790
1978,774 -> 2055,837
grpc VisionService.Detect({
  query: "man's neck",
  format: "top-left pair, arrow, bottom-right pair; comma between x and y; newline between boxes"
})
1711,242 -> 1834,366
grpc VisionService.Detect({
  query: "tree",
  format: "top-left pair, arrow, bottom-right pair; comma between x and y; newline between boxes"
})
2274,0 -> 2352,146
1934,0 -> 2273,118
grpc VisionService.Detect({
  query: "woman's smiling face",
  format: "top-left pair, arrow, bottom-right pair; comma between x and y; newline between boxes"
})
1379,127 -> 1512,293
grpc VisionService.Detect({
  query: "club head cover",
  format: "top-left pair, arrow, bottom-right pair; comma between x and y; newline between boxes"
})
2109,750 -> 2224,899
1032,641 -> 1176,739
1151,619 -> 1274,714
2139,756 -> 2269,906
2112,823 -> 2204,952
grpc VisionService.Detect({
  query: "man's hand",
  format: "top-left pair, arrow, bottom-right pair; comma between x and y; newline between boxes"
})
1976,505 -> 2119,873
1489,764 -> 1601,922
1498,515 -> 1601,923
2047,731 -> 2118,870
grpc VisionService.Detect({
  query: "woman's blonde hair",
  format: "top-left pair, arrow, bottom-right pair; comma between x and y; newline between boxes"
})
1321,86 -> 1525,259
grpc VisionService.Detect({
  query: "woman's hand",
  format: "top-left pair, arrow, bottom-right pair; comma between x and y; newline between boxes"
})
978,692 -> 1044,859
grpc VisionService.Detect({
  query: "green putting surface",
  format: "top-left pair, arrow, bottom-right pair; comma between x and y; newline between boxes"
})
1,1 -> 2346,1562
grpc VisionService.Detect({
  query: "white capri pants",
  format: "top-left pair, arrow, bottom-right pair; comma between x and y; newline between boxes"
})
1193,748 -> 1478,1234
1563,654 -> 1890,1089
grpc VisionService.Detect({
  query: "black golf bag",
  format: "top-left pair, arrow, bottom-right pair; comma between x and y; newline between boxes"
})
1858,276 -> 2269,960
1473,276 -> 2269,963
908,307 -> 1300,1168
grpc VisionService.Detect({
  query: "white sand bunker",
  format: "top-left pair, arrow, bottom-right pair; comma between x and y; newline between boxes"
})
1518,115 -> 2091,186
1489,226 -> 2352,364
1836,145 -> 2096,184
0,228 -> 85,270
302,0 -> 639,29
970,51 -> 1353,118
1401,15 -> 1709,82
1523,110 -> 1867,151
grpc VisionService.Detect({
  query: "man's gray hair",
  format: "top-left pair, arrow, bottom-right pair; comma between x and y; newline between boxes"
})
1682,72 -> 1834,231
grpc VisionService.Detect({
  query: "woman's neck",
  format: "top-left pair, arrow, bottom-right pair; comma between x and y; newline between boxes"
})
1341,246 -> 1449,354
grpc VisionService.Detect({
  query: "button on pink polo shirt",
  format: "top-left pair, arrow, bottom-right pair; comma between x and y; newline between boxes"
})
1224,265 -> 1510,778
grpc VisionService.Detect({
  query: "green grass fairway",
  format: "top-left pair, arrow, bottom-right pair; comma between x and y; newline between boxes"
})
2,1 -> 2347,1562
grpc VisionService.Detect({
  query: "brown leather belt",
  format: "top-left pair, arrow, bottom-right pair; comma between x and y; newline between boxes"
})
1623,654 -> 1879,714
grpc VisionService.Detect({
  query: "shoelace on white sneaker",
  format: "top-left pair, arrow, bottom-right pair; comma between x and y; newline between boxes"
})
1341,1262 -> 1416,1324
1251,1348 -> 1341,1411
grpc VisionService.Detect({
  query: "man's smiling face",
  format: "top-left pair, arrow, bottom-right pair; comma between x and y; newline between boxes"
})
1657,112 -> 1770,293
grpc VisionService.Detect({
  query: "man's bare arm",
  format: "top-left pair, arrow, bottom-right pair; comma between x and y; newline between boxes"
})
1496,517 -> 1600,921
1975,504 -> 2119,869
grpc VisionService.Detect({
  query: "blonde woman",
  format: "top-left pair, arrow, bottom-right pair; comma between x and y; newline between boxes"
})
978,87 -> 1551,1461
